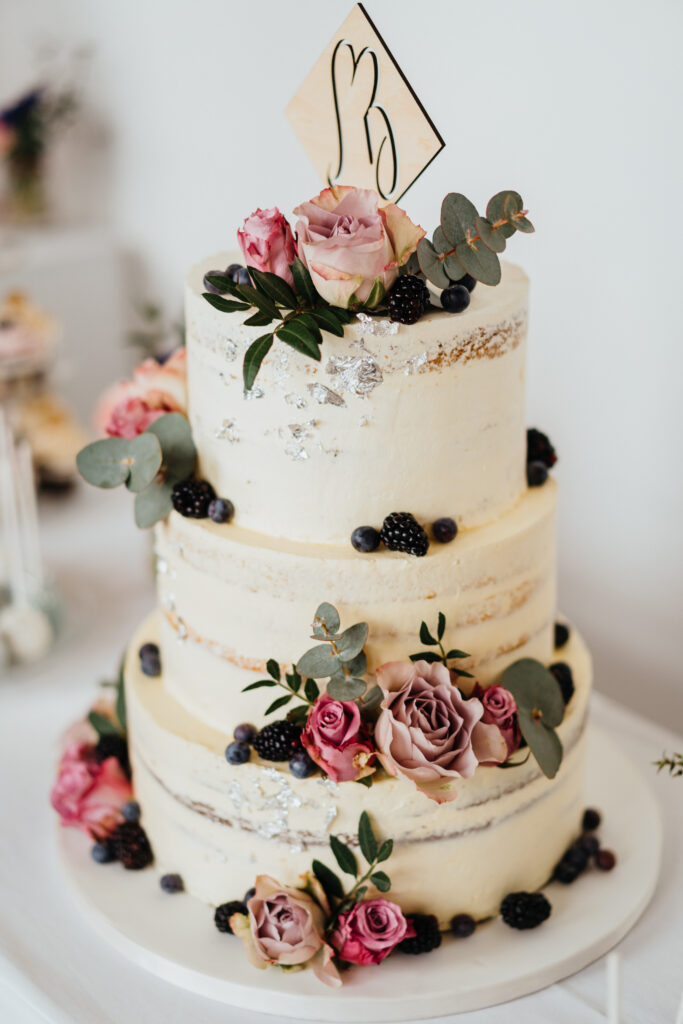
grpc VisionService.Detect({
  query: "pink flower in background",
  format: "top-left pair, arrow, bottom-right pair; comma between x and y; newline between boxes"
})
95,348 -> 187,439
237,207 -> 296,285
0,120 -> 15,157
230,875 -> 341,987
330,898 -> 413,966
301,694 -> 375,782
293,186 -> 424,309
473,684 -> 521,763
50,742 -> 131,839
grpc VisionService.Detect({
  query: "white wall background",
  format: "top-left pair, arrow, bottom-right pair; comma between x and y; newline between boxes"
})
1,0 -> 682,730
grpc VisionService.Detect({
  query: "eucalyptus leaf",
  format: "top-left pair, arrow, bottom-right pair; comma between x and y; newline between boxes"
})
243,334 -> 274,391
475,215 -> 507,254
145,413 -> 196,484
360,684 -> 383,711
125,432 -> 164,493
309,308 -> 344,337
440,192 -> 478,245
314,602 -> 340,636
512,215 -> 535,233
485,191 -> 519,238
417,238 -> 450,289
370,871 -> 391,893
501,658 -> 565,727
437,612 -> 446,641
443,253 -> 466,281
517,707 -> 563,778
296,645 -> 341,679
266,658 -> 281,682
432,225 -> 451,253
420,621 -> 437,646
265,694 -> 292,716
454,240 -> 501,286
202,293 -> 250,313
88,710 -> 120,738
312,859 -> 344,901
76,437 -> 135,489
344,650 -> 367,677
330,835 -> 358,877
276,320 -> 321,361
247,266 -> 298,309
358,811 -> 378,863
337,622 -> 368,662
134,479 -> 173,528
402,251 -> 421,276
242,679 -> 277,692
291,257 -> 318,305
304,678 -> 320,703
327,676 -> 366,701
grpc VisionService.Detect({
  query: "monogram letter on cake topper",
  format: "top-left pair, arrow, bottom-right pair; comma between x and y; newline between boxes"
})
286,3 -> 443,203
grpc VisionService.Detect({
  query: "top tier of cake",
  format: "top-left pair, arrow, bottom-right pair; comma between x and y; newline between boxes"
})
185,256 -> 529,545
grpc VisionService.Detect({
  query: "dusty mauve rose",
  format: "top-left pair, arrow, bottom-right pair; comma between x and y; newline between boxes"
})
301,694 -> 375,782
474,684 -> 521,762
50,742 -> 132,839
230,875 -> 340,987
293,186 -> 425,309
375,660 -> 507,802
330,898 -> 413,966
237,207 -> 296,285
95,348 -> 187,439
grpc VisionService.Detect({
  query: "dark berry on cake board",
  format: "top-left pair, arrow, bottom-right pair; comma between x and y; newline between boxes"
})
582,808 -> 601,832
94,734 -> 131,777
432,517 -> 458,544
526,428 -> 557,468
595,849 -> 617,871
351,525 -> 381,553
214,899 -> 247,933
253,720 -> 302,762
554,622 -> 571,649
208,497 -> 235,524
387,275 -> 431,325
458,273 -> 477,293
171,478 -> 216,519
160,873 -> 184,894
526,460 -> 548,487
112,821 -> 154,870
225,740 -> 251,765
398,913 -> 442,954
380,512 -> 430,557
139,642 -> 161,677
500,891 -> 552,930
441,284 -> 470,314
550,662 -> 575,705
450,913 -> 476,938
553,843 -> 589,884
579,832 -> 600,856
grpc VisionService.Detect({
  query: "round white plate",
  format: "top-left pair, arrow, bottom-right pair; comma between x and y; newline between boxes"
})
57,724 -> 662,1022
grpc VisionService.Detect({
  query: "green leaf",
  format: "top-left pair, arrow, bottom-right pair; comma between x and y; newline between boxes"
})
247,266 -> 298,309
354,885 -> 368,901
266,658 -> 281,682
475,215 -> 507,254
446,649 -> 470,660
124,432 -> 164,493
202,292 -> 250,313
242,679 -> 277,692
360,684 -> 383,711
344,650 -> 367,678
337,623 -> 368,662
244,310 -> 275,327
287,704 -> 309,726
440,192 -> 478,245
146,413 -> 196,485
330,306 -> 352,324
76,438 -> 134,489
420,621 -> 438,646
364,277 -> 386,309
409,651 -> 443,664
485,191 -> 519,239
451,668 -> 474,679
417,238 -> 450,289
356,775 -> 373,788
437,612 -> 446,641
265,693 -> 292,716
376,839 -> 393,863
134,479 -> 173,528
454,239 -> 501,286
296,645 -> 341,679
296,312 -> 323,345
233,282 -> 279,319
88,710 -> 121,738
276,320 -> 321,361
312,859 -> 344,901
358,811 -> 378,864
115,660 -> 127,733
370,871 -> 391,892
304,678 -> 320,703
501,658 -> 565,727
314,603 -> 340,636
291,257 -> 318,305
517,707 -> 563,778
310,308 -> 345,337
286,668 -> 302,693
243,333 -> 273,391
327,677 -> 366,701
330,835 -> 358,877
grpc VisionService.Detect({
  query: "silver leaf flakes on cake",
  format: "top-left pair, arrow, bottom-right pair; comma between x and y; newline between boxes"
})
288,420 -> 318,441
404,351 -> 427,375
284,392 -> 308,409
356,311 -> 399,337
325,354 -> 383,396
215,419 -> 240,443
307,382 -> 346,407
243,385 -> 264,401
284,442 -> 309,462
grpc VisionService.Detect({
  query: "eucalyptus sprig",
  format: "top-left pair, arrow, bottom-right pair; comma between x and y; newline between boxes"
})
409,612 -> 474,678
410,190 -> 534,289
296,603 -> 383,710
241,659 -> 319,723
312,812 -> 394,927
202,259 -> 352,391
654,752 -> 683,778
501,659 -> 565,779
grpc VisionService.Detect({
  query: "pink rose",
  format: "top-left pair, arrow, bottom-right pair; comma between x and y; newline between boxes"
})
50,742 -> 132,839
375,660 -> 505,802
301,694 -> 375,783
473,684 -> 521,763
237,207 -> 296,285
293,186 -> 425,309
0,121 -> 14,158
230,875 -> 340,987
95,348 -> 187,438
330,898 -> 413,966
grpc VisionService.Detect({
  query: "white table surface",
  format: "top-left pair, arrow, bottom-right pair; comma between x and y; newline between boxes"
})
1,485 -> 682,1024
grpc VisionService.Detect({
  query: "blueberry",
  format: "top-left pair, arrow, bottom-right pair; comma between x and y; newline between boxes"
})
441,284 -> 471,314
203,269 -> 229,294
582,808 -> 601,832
550,662 -> 574,705
450,913 -> 476,938
91,841 -> 115,864
234,267 -> 251,286
289,750 -> 317,779
526,461 -> 548,487
234,723 -> 257,744
458,273 -> 477,293
595,849 -> 616,871
139,642 -> 159,660
579,833 -> 600,856
244,887 -> 256,903
139,642 -> 161,677
122,800 -> 141,823
160,873 -> 184,893
554,622 -> 570,649
208,498 -> 235,524
351,525 -> 381,553
432,517 -> 458,544
563,845 -> 589,871
226,263 -> 243,279
225,741 -> 251,765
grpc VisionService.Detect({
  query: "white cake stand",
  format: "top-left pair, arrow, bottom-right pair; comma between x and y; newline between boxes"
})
57,725 -> 662,1022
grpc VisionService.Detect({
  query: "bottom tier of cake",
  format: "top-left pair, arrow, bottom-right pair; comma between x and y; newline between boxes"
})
124,614 -> 591,926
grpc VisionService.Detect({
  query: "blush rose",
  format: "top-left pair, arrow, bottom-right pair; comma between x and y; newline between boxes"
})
301,694 -> 375,782
237,207 -> 296,285
473,684 -> 521,762
95,348 -> 187,439
330,898 -> 413,966
50,742 -> 132,839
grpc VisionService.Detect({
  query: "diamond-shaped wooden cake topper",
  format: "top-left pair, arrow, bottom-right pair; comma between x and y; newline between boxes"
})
286,3 -> 444,203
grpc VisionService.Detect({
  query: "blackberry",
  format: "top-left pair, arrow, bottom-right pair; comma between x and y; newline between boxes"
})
171,478 -> 216,519
554,622 -> 570,649
527,428 -> 557,468
351,525 -> 381,553
398,913 -> 442,954
214,899 -> 246,934
380,512 -> 429,557
160,873 -> 184,893
94,734 -> 130,777
388,275 -> 430,325
579,833 -> 600,856
582,808 -> 601,831
253,720 -> 302,762
112,821 -> 154,870
500,891 -> 551,930
432,517 -> 458,544
550,662 -> 575,705
450,913 -> 476,938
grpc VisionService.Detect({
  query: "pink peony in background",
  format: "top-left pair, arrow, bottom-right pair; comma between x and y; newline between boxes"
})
95,347 -> 187,439
237,207 -> 296,285
293,186 -> 424,309
301,694 -> 375,782
330,898 -> 413,965
50,742 -> 131,839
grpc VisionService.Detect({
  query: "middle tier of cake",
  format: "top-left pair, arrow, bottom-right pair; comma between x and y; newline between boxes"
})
154,479 -> 557,736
